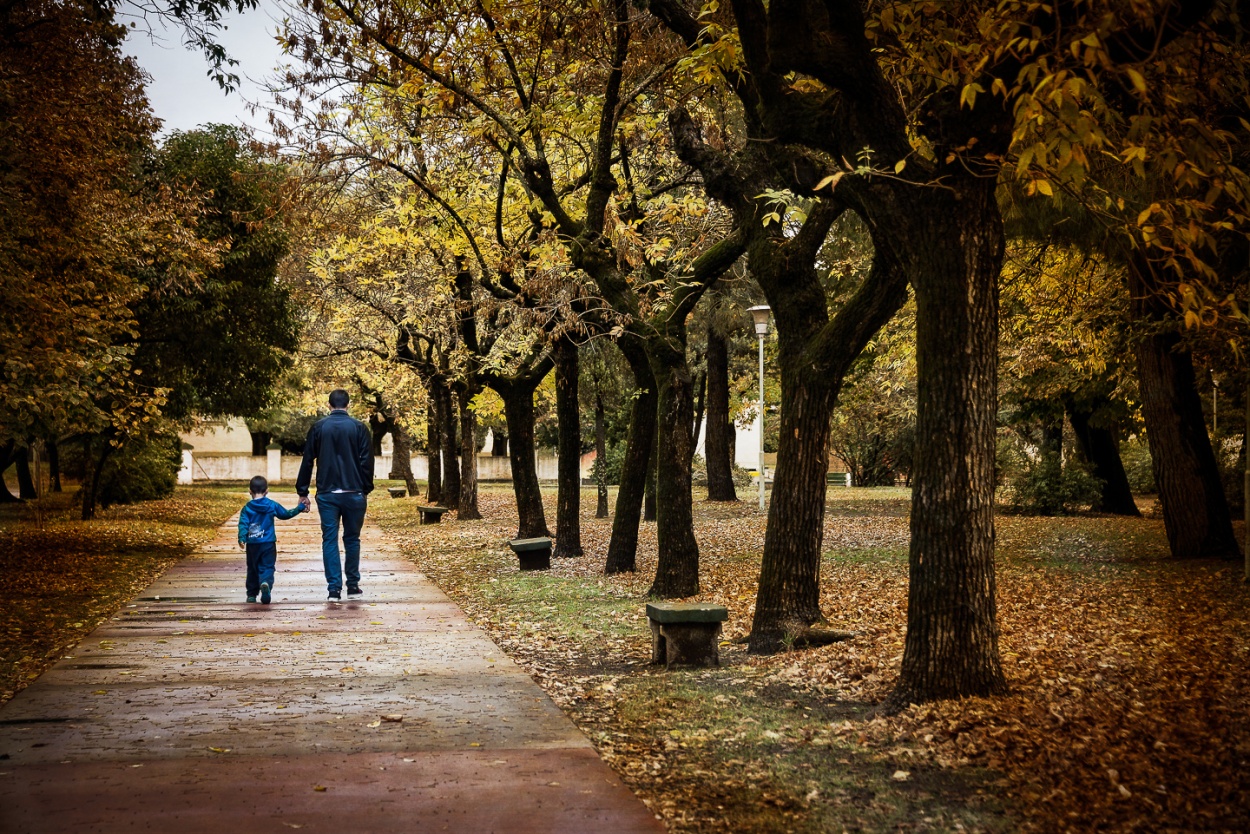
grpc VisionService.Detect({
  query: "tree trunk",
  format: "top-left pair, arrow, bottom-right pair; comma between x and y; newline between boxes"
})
643,439 -> 657,522
1066,401 -> 1140,516
491,431 -> 509,456
80,438 -> 114,521
647,340 -> 701,597
553,337 -> 583,557
887,180 -> 1008,707
426,391 -> 443,505
16,445 -> 37,500
250,431 -> 272,457
368,414 -> 388,457
691,367 -> 706,459
1128,255 -> 1237,558
0,441 -> 19,503
745,218 -> 909,652
605,340 -> 656,574
1134,331 -> 1238,558
497,379 -> 550,539
458,385 -> 482,520
705,326 -> 738,501
438,383 -> 460,508
595,393 -> 609,518
47,438 -> 61,493
390,421 -> 420,498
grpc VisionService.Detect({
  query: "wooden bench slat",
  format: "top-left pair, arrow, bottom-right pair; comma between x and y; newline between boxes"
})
645,602 -> 729,624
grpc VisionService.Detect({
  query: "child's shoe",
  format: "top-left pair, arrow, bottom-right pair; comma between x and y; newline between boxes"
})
246,596 -> 257,603
260,582 -> 271,604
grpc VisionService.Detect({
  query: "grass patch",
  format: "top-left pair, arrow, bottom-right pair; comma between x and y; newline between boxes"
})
0,484 -> 243,703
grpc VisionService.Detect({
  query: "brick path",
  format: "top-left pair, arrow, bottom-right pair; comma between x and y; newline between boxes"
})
0,494 -> 663,833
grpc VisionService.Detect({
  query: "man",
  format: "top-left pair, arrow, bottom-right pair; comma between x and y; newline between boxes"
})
296,389 -> 374,601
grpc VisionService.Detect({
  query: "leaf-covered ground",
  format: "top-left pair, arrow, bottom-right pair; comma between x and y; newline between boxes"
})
372,486 -> 1250,833
0,485 -> 244,703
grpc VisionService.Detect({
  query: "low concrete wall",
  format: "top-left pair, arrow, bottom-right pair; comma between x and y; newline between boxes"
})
181,452 -> 566,483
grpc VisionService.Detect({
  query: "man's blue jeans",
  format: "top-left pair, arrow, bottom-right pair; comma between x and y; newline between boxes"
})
316,492 -> 367,593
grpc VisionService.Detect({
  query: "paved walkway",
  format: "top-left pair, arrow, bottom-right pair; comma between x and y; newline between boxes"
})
0,495 -> 663,833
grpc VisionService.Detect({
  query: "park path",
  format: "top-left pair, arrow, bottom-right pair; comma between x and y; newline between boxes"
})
0,493 -> 663,833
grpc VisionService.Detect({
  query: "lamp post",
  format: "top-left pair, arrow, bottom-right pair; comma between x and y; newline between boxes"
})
748,305 -> 771,512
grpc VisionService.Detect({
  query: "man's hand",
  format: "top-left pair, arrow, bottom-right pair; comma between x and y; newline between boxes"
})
299,495 -> 312,511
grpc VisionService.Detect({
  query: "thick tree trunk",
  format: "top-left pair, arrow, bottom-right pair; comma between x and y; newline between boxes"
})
1127,254 -> 1237,558
390,421 -> 420,498
1066,401 -> 1140,516
746,225 -> 909,652
1134,330 -> 1238,558
458,386 -> 482,520
887,181 -> 1008,707
498,380 -> 550,539
605,341 -> 656,574
553,337 -> 583,557
749,367 -> 837,648
595,393 -> 609,518
647,341 -> 701,597
705,327 -> 738,501
438,383 -> 460,508
16,445 -> 36,500
426,392 -> 443,505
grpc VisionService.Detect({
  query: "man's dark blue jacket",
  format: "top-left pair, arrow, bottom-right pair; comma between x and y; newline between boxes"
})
295,410 -> 374,496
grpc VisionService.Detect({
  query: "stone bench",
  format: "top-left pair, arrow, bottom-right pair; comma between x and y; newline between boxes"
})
646,602 -> 729,668
417,505 -> 451,524
387,487 -> 407,498
508,537 -> 552,571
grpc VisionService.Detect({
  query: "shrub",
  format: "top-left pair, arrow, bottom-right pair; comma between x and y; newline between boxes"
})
95,436 -> 181,508
1002,451 -> 1104,515
1119,438 -> 1156,494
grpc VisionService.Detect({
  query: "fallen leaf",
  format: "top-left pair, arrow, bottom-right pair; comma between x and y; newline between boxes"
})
381,714 -> 403,722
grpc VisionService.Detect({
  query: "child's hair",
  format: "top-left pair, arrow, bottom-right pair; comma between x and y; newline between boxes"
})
249,475 -> 268,495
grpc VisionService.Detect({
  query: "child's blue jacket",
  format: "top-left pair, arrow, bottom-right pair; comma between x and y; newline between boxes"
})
238,496 -> 302,544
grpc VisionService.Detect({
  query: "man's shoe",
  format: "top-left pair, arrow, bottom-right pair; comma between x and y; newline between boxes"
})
246,596 -> 257,603
346,585 -> 362,598
327,591 -> 342,602
260,582 -> 271,604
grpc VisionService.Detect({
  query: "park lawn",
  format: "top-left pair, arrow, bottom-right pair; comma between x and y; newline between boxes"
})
0,484 -> 245,703
373,485 -> 1250,834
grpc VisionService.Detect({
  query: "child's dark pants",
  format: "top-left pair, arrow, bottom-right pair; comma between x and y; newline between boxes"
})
245,542 -> 278,596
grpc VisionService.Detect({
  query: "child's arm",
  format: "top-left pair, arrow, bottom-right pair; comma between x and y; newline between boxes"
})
273,501 -> 304,520
237,505 -> 251,549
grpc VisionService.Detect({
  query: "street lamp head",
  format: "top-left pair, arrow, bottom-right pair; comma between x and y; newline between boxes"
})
748,305 -> 771,337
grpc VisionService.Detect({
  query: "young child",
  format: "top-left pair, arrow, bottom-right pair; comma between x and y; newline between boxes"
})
237,475 -> 306,604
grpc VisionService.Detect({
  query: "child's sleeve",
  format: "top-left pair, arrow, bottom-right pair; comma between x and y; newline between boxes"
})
237,505 -> 251,544
274,501 -> 303,521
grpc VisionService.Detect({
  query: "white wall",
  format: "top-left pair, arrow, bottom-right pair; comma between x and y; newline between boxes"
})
182,452 -> 565,483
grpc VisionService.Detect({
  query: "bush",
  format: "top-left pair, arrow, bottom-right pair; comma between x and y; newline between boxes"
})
592,442 -> 628,486
1119,438 -> 1156,494
95,436 -> 181,509
1001,451 -> 1104,515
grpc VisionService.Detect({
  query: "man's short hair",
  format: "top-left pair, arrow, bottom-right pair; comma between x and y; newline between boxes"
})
328,389 -> 350,409
249,475 -> 268,495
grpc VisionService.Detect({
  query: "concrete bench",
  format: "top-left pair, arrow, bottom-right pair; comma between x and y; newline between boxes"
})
646,602 -> 729,668
508,537 -> 552,571
387,487 -> 407,498
417,505 -> 451,524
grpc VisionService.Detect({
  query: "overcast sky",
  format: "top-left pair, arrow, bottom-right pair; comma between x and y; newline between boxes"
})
122,4 -> 290,138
